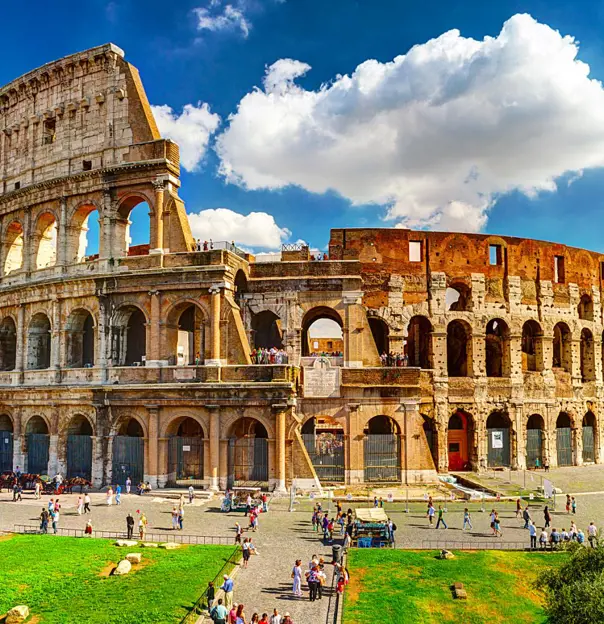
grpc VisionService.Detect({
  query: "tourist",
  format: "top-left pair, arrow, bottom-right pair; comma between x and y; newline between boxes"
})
76,495 -> 83,515
457,507 -> 471,531
493,512 -> 502,537
435,505 -> 448,529
106,486 -> 113,506
259,614 -> 269,624
228,603 -> 238,624
189,485 -> 195,504
539,528 -> 548,550
116,484 -> 122,505
577,528 -> 586,544
427,503 -> 435,526
84,492 -> 91,514
207,581 -> 215,611
48,498 -> 54,512
251,614 -> 259,623
221,574 -> 234,609
139,513 -> 148,540
51,508 -> 59,534
40,507 -> 49,533
15,465 -> 21,479
126,476 -> 131,494
515,498 -> 522,519
571,497 -> 577,515
307,565 -> 319,602
387,517 -> 396,544
55,472 -> 63,493
588,522 -> 597,548
54,498 -> 61,513
126,513 -> 135,539
34,480 -> 41,499
211,598 -> 228,624
242,538 -> 251,568
292,559 -> 303,597
550,527 -> 561,550
269,609 -> 282,624
85,519 -> 93,537
262,493 -> 268,513
171,506 -> 179,530
522,506 -> 531,529
565,494 -> 571,514
246,494 -> 252,516
543,505 -> 551,528
561,527 -> 570,542
235,522 -> 243,544
235,603 -> 246,624
569,521 -> 578,539
282,614 -> 293,624
178,506 -> 184,530
529,521 -> 537,550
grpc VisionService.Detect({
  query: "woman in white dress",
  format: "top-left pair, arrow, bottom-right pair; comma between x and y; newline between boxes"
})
292,559 -> 303,597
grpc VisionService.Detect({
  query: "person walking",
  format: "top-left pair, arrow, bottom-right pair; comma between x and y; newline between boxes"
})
529,521 -> 537,550
115,484 -> 122,506
139,513 -> 148,540
588,522 -> 597,548
34,480 -> 41,499
126,513 -> 134,539
539,528 -> 548,550
242,538 -> 251,568
235,604 -> 246,624
77,496 -> 83,515
106,486 -> 113,506
51,508 -> 59,534
493,512 -> 502,537
292,559 -> 303,598
40,507 -> 49,533
188,485 -> 195,504
85,519 -> 93,537
84,492 -> 91,514
522,506 -> 531,529
307,566 -> 319,602
220,574 -> 234,609
515,498 -> 522,519
571,497 -> 577,515
126,476 -> 131,495
543,505 -> 551,528
462,508 -> 473,531
171,506 -> 179,530
207,581 -> 215,612
565,495 -> 571,514
210,599 -> 228,624
427,503 -> 435,526
435,505 -> 448,529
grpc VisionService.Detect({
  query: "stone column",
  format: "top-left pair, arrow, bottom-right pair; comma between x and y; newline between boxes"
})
22,209 -> 32,274
150,179 -> 165,254
14,304 -> 25,385
92,435 -> 103,488
98,298 -> 108,382
99,189 -> 112,261
508,333 -> 523,379
342,291 -> 364,367
51,298 -> 61,382
346,404 -> 364,483
219,439 -> 228,490
12,414 -> 23,471
209,405 -> 220,491
146,406 -> 159,488
48,434 -> 59,476
273,404 -> 288,492
431,329 -> 448,377
57,196 -> 68,267
207,285 -> 222,366
146,290 -> 162,366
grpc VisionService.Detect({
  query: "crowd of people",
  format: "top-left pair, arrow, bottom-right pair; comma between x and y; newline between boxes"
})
250,348 -> 289,364
307,351 -> 343,358
379,352 -> 410,367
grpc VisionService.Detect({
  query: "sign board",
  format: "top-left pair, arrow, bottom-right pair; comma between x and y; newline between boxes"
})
387,493 -> 393,503
182,445 -> 191,452
303,357 -> 341,398
174,368 -> 196,381
491,431 -> 503,449
543,479 -> 554,499
346,493 -> 352,501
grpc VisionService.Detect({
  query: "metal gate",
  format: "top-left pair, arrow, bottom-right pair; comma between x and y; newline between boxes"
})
557,427 -> 573,466
27,433 -> 49,475
302,432 -> 345,482
227,438 -> 268,488
112,436 -> 144,486
67,435 -> 92,480
526,428 -> 543,468
582,426 -> 595,463
0,431 -> 12,472
364,434 -> 400,482
487,428 -> 511,467
168,436 -> 204,486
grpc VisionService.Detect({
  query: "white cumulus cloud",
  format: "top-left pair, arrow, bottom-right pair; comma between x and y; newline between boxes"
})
151,103 -> 221,172
215,14 -> 604,232
193,1 -> 251,38
187,208 -> 291,249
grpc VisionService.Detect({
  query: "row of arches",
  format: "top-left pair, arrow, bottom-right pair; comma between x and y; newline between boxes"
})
3,199 -> 151,276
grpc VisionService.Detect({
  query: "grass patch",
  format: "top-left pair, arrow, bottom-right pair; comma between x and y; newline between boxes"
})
0,534 -> 236,624
343,549 -> 565,624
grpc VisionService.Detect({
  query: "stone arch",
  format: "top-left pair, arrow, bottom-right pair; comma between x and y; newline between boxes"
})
110,305 -> 147,366
301,306 -> 344,357
578,294 -> 594,322
526,414 -> 545,469
165,300 -> 207,365
580,328 -> 595,382
252,310 -> 284,350
521,320 -> 543,372
112,415 -> 146,486
0,413 -> 13,471
234,269 -> 248,306
363,415 -> 401,483
227,416 -> 269,486
406,316 -> 433,369
3,220 -> 24,275
447,319 -> 472,377
553,322 -> 571,372
165,415 -> 206,486
64,413 -> 94,480
69,202 -> 101,264
368,316 -> 390,356
116,193 -> 154,257
445,282 -> 471,312
0,316 -> 17,371
556,411 -> 574,466
300,415 -> 345,482
27,312 -> 51,370
486,411 -> 512,468
65,308 -> 96,367
485,318 -> 510,377
34,211 -> 58,270
447,409 -> 474,471
582,411 -> 597,464
162,412 -> 209,439
24,415 -> 50,475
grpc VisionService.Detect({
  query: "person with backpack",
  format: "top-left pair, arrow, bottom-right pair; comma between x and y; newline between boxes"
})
210,598 -> 228,624
388,518 -> 397,545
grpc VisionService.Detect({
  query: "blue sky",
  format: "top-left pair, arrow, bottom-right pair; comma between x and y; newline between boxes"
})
6,0 -> 604,252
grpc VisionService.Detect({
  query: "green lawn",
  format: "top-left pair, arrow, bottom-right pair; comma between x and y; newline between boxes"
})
0,534 -> 237,624
343,549 -> 564,624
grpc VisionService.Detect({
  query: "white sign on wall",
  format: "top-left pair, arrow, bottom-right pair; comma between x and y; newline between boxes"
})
182,445 -> 191,452
303,357 -> 341,398
491,431 -> 503,449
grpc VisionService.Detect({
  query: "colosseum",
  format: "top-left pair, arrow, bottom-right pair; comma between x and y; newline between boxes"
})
0,43 -> 601,491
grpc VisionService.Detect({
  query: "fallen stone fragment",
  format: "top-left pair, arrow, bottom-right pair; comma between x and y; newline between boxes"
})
114,559 -> 132,575
126,553 -> 142,564
6,605 -> 29,624
159,542 -> 180,549
115,540 -> 138,547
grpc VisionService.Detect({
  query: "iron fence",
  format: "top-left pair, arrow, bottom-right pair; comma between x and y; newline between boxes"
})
12,524 -> 232,545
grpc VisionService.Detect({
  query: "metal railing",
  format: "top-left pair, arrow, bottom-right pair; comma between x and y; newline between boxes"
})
421,540 -> 529,551
281,243 -> 309,252
12,524 -> 232,545
180,546 -> 242,624
192,240 -> 247,258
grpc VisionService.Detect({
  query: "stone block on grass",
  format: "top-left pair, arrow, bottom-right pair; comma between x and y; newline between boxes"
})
159,542 -> 180,549
115,540 -> 138,547
126,553 -> 142,564
6,605 -> 29,624
114,559 -> 132,575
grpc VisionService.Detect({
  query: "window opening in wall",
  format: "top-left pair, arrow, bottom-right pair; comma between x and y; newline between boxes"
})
302,307 -> 343,358
445,284 -> 470,311
4,222 -> 24,275
73,206 -> 100,263
14,182 -> 20,191
489,244 -> 502,266
43,119 -> 56,145
118,200 -> 150,257
554,256 -> 565,283
409,241 -> 422,262
35,213 -> 58,270
82,160 -> 92,171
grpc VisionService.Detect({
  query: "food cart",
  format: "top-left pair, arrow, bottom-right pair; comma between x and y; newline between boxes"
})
352,507 -> 390,548
221,487 -> 262,512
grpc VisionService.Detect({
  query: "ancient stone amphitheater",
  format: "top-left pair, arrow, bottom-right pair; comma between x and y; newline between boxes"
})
0,44 -> 600,490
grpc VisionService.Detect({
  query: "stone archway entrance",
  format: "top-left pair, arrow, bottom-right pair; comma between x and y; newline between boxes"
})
301,416 -> 345,482
363,416 -> 400,482
526,414 -> 545,469
447,411 -> 472,471
228,418 -> 269,488
0,414 -> 13,472
112,419 -> 144,486
167,418 -> 204,487
25,416 -> 49,475
486,412 -> 511,468
66,415 -> 93,480
556,412 -> 573,466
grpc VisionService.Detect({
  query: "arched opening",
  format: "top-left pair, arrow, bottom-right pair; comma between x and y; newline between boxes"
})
116,197 -> 151,257
25,416 -> 49,475
252,310 -> 283,350
111,306 -> 146,366
446,283 -> 470,312
0,317 -> 17,371
302,307 -> 343,358
406,316 -> 433,369
301,416 -> 345,482
526,414 -> 545,469
234,270 -> 248,306
112,418 -> 145,486
556,412 -> 573,466
71,205 -> 100,263
447,410 -> 473,471
485,319 -> 510,377
0,414 -> 13,472
447,320 -> 472,377
363,416 -> 400,482
167,304 -> 205,366
35,212 -> 58,270
167,417 -> 204,486
521,320 -> 543,372
582,411 -> 597,464
3,221 -> 23,275
27,313 -> 51,370
368,317 -> 389,356
580,328 -> 595,382
228,417 -> 269,486
65,309 -> 95,367
486,411 -> 512,468
66,415 -> 93,480
553,322 -> 571,372
578,294 -> 594,322
422,415 -> 438,470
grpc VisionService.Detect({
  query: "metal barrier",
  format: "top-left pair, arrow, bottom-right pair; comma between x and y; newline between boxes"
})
421,540 -> 529,551
12,524 -> 232,545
